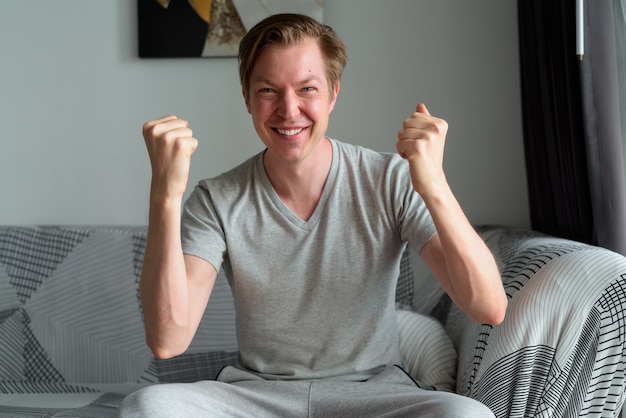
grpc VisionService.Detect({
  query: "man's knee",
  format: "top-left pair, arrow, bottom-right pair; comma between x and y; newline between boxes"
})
423,392 -> 495,418
446,397 -> 495,418
117,385 -> 159,417
118,381 -> 247,418
118,384 -> 184,417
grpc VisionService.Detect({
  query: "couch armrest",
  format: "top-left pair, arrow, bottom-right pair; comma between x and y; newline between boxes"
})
446,227 -> 626,417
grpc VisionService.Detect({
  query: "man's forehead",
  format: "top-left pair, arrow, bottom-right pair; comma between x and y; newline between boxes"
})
249,42 -> 326,82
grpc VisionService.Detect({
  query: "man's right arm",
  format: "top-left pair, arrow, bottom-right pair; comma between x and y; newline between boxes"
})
140,115 -> 217,359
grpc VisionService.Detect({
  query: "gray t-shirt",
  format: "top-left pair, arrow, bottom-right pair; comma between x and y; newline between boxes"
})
181,138 -> 435,381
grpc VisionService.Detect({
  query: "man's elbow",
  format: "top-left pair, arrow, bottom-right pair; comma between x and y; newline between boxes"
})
146,335 -> 189,360
149,346 -> 182,360
479,297 -> 508,326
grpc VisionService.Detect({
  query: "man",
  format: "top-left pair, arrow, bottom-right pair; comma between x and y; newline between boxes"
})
119,13 -> 507,417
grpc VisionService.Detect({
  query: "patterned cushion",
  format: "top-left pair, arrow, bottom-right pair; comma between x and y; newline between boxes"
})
0,227 -> 153,385
0,226 -> 238,388
396,308 -> 456,392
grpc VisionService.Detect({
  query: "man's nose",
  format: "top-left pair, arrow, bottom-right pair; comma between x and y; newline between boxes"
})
278,91 -> 300,119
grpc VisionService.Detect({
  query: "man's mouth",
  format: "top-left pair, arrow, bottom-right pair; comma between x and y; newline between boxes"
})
275,127 -> 304,136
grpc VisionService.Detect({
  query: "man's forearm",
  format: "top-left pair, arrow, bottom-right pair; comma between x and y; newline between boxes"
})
140,197 -> 193,358
422,183 -> 507,325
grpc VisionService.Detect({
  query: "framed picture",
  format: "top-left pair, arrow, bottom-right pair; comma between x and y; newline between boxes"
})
138,0 -> 324,58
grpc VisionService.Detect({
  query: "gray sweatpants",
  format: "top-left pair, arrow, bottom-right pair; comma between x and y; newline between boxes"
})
117,366 -> 494,417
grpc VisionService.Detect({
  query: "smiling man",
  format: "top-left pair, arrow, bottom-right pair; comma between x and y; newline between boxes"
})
118,13 -> 506,417
244,35 -> 337,221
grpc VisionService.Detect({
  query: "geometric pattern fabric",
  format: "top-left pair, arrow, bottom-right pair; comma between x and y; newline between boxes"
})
448,227 -> 626,417
0,227 -> 89,303
0,227 -> 156,387
0,225 -> 240,401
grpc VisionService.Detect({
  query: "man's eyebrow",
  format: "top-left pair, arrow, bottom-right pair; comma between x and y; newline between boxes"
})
250,76 -> 274,86
250,75 -> 323,86
300,75 -> 323,84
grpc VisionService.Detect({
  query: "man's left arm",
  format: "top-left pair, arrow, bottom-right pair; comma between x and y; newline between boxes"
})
397,103 -> 507,325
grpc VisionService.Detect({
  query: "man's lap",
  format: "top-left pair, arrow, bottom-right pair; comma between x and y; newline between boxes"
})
117,366 -> 494,418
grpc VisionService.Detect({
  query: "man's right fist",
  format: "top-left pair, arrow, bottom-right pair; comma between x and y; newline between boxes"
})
142,115 -> 198,200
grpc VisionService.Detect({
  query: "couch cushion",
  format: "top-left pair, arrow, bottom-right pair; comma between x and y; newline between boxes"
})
396,309 -> 456,392
0,226 -> 153,384
0,226 -> 239,386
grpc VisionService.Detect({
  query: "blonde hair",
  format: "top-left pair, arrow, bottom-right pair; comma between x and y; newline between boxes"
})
238,13 -> 348,97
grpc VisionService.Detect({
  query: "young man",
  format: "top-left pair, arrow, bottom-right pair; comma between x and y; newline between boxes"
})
119,13 -> 507,417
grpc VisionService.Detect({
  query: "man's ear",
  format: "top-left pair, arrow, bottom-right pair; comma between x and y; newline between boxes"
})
329,80 -> 340,113
242,87 -> 251,114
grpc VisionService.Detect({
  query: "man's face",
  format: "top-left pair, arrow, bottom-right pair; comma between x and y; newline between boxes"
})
244,37 -> 339,166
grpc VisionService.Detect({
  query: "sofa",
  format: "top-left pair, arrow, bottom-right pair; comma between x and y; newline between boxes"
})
0,225 -> 625,417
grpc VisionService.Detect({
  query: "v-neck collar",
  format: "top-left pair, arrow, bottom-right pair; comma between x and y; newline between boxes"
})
256,139 -> 338,231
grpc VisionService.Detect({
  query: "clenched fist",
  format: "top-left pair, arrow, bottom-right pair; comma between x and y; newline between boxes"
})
396,103 -> 448,198
142,115 -> 198,201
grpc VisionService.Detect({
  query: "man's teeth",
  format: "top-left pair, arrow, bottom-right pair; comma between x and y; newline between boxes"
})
276,128 -> 303,136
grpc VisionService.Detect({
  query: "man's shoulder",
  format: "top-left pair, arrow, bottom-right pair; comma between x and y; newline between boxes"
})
331,138 -> 405,170
196,152 -> 262,191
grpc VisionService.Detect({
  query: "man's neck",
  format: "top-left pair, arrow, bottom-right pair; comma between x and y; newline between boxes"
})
263,138 -> 333,221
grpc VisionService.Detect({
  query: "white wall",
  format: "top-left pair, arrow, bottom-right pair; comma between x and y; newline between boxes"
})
325,0 -> 528,227
0,0 -> 529,227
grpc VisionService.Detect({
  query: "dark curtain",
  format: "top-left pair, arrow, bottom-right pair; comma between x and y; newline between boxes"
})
518,0 -> 593,244
518,0 -> 626,256
580,0 -> 626,255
